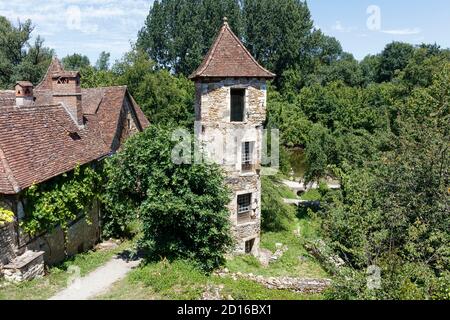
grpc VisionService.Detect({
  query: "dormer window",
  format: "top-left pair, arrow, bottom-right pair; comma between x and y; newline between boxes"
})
230,88 -> 245,122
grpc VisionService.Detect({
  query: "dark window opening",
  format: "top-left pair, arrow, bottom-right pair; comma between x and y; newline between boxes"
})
68,132 -> 81,140
230,89 -> 245,122
57,78 -> 69,84
237,193 -> 252,224
241,141 -> 255,172
245,239 -> 255,254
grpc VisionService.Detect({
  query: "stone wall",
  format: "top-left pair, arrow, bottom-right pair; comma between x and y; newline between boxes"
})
3,250 -> 44,282
195,78 -> 267,255
21,201 -> 101,266
0,223 -> 17,267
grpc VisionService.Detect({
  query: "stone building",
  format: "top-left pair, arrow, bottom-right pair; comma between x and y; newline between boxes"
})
0,58 -> 149,279
190,19 -> 275,255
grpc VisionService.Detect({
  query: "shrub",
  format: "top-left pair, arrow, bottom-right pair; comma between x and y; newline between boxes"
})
103,125 -> 233,271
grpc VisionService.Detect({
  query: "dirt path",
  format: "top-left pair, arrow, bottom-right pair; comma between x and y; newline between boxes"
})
49,256 -> 141,300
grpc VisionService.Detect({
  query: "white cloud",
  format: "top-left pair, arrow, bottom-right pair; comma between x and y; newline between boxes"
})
381,28 -> 422,35
332,21 -> 356,33
0,0 -> 153,61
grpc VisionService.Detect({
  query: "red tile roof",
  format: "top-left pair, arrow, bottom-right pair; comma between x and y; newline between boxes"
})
0,58 -> 150,194
189,19 -> 275,80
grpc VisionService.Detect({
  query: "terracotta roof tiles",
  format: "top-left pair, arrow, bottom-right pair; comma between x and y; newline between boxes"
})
0,58 -> 150,194
189,19 -> 275,80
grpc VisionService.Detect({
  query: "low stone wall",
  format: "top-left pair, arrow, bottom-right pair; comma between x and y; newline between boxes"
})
215,270 -> 331,294
0,223 -> 17,267
3,250 -> 45,282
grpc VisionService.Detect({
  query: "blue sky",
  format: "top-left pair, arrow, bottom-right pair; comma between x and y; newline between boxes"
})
1,0 -> 449,63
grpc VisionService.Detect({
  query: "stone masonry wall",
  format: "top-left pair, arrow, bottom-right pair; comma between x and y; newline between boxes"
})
0,223 -> 17,267
196,78 -> 267,255
23,201 -> 100,265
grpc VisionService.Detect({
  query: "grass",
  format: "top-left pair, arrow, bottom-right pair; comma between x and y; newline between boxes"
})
300,189 -> 321,201
225,215 -> 327,279
95,260 -> 322,300
0,240 -> 132,300
96,199 -> 328,301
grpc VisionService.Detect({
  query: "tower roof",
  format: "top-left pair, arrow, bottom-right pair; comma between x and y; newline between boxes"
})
189,18 -> 275,80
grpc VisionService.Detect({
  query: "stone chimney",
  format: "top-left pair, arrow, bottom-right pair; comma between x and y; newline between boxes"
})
15,81 -> 34,107
51,71 -> 83,126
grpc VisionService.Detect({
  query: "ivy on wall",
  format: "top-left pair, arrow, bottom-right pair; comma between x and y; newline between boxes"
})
20,164 -> 103,237
0,207 -> 14,226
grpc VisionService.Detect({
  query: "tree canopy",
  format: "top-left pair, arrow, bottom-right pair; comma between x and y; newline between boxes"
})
0,17 -> 53,88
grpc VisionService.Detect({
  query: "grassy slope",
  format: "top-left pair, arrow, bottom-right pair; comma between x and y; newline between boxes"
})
96,178 -> 328,300
0,240 -> 132,300
96,260 -> 322,300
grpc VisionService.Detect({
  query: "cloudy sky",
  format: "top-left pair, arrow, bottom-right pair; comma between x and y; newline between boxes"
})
1,0 -> 449,63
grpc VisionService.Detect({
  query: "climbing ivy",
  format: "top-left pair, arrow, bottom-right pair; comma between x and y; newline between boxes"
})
21,164 -> 103,237
0,207 -> 14,226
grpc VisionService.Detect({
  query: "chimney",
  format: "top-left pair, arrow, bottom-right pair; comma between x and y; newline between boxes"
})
15,81 -> 34,107
51,71 -> 83,126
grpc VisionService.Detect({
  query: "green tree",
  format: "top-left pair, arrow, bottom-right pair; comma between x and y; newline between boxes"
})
243,0 -> 313,81
378,42 -> 415,82
112,50 -> 195,127
62,53 -> 91,70
95,51 -> 111,71
137,0 -> 242,75
0,17 -> 53,88
103,125 -> 233,271
322,65 -> 450,299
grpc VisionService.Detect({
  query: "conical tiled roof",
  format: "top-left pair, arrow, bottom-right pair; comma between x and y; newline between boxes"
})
189,18 -> 275,80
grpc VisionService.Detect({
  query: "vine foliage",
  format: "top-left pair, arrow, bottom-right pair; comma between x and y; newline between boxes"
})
0,207 -> 14,226
21,164 -> 103,237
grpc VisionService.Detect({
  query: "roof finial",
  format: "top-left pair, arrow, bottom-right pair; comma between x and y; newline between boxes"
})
223,17 -> 228,25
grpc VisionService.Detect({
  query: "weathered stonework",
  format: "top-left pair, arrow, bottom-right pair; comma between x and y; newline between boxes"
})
195,78 -> 268,255
3,250 -> 45,282
23,202 -> 101,265
0,223 -> 17,267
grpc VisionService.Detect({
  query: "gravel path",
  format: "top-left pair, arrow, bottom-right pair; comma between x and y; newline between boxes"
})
49,256 -> 141,300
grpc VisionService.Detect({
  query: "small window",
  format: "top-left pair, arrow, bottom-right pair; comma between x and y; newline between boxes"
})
237,193 -> 252,224
230,89 -> 245,122
68,132 -> 81,140
245,239 -> 255,254
241,141 -> 255,172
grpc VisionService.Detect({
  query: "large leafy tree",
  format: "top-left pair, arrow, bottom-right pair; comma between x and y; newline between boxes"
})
112,50 -> 195,127
322,65 -> 450,299
378,41 -> 415,82
0,16 -> 53,88
137,0 -> 242,75
62,53 -> 91,70
242,0 -> 313,81
103,125 -> 233,271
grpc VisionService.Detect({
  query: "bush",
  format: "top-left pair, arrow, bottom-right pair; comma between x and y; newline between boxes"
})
103,125 -> 233,271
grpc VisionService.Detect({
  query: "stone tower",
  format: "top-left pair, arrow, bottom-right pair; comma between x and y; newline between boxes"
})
189,18 -> 275,255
